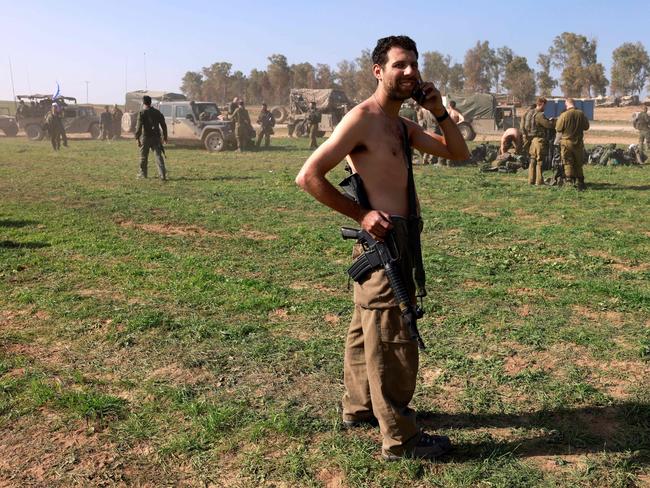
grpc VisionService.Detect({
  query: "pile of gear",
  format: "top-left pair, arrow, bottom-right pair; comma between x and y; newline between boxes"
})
587,144 -> 647,166
471,143 -> 529,173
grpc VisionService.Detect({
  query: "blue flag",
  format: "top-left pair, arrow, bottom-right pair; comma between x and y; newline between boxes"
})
52,82 -> 60,100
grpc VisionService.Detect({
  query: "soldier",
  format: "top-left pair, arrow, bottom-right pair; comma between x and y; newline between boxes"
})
112,104 -> 123,140
135,95 -> 168,181
499,127 -> 523,156
520,103 -> 536,154
231,99 -> 252,152
307,101 -> 321,149
228,97 -> 240,117
16,100 -> 27,122
44,103 -> 67,150
99,105 -> 113,140
555,98 -> 590,190
635,106 -> 650,156
296,35 -> 468,461
528,97 -> 555,186
256,103 -> 276,149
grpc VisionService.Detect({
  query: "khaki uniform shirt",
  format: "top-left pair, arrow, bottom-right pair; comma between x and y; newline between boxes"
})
555,107 -> 589,143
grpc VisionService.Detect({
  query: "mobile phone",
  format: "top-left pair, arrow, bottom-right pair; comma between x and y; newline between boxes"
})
411,80 -> 426,105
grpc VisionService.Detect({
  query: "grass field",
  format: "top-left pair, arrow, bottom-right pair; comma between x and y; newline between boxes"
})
1,137 -> 649,487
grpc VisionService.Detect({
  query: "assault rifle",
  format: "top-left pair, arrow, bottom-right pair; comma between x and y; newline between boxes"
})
341,226 -> 426,350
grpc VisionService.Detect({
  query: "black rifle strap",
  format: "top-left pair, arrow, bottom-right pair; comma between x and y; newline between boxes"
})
399,120 -> 427,298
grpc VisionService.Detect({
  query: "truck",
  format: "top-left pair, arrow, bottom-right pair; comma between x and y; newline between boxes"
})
15,94 -> 100,141
282,88 -> 352,137
121,90 -> 188,133
442,93 -> 517,141
0,108 -> 18,137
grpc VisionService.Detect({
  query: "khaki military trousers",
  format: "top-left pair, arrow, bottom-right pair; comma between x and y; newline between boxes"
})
342,218 -> 421,456
256,129 -> 271,148
309,124 -> 318,149
139,138 -> 166,179
528,137 -> 547,185
639,130 -> 649,154
560,140 -> 585,180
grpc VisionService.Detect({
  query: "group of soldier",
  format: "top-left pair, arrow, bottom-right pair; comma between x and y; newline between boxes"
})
99,105 -> 123,140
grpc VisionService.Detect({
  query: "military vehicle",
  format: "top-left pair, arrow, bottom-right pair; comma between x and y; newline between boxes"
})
121,90 -> 187,133
15,95 -> 100,141
285,89 -> 352,137
0,108 -> 18,137
157,100 -> 239,152
442,93 -> 517,141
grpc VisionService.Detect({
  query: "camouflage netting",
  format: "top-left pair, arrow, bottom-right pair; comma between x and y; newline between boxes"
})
124,90 -> 186,113
443,93 -> 496,120
289,89 -> 350,112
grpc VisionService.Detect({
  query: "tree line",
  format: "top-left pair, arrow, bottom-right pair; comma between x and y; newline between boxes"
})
180,32 -> 650,106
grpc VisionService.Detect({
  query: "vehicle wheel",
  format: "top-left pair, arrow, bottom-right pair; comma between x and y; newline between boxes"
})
89,123 -> 100,139
295,121 -> 307,137
203,131 -> 225,152
3,124 -> 18,137
271,106 -> 287,123
458,122 -> 476,141
122,112 -> 137,133
26,124 -> 43,141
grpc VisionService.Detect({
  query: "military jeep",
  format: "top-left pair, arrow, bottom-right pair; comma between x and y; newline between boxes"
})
157,100 -> 238,152
288,88 -> 351,137
16,95 -> 100,141
0,108 -> 18,137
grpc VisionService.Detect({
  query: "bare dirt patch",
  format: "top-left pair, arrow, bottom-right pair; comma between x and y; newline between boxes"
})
317,467 -> 345,488
148,362 -> 213,387
239,228 -> 278,241
324,313 -> 341,325
118,220 -> 229,238
269,308 -> 290,320
571,305 -> 624,327
289,281 -> 339,294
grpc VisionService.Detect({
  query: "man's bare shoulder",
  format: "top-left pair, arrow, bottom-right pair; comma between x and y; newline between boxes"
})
340,98 -> 376,126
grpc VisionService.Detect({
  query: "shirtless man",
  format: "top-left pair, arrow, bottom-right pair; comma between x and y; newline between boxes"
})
499,127 -> 523,155
296,35 -> 468,461
447,100 -> 465,124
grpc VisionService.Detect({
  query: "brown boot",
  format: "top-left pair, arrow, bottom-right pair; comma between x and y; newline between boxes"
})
382,432 -> 452,461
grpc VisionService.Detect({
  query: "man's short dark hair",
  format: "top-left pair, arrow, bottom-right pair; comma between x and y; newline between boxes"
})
372,35 -> 418,67
449,101 -> 456,108
142,95 -> 152,106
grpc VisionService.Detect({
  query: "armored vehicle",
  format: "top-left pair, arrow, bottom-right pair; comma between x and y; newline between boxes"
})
287,88 -> 351,137
15,95 -> 100,141
157,100 -> 238,152
0,108 -> 18,137
442,93 -> 517,141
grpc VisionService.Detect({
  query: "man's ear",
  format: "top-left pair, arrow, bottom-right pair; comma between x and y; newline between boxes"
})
372,64 -> 382,82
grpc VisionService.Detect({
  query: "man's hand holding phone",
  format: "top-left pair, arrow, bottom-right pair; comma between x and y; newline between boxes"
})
412,79 -> 445,117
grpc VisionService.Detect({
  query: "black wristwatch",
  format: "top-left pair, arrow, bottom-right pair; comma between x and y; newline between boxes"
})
435,109 -> 449,123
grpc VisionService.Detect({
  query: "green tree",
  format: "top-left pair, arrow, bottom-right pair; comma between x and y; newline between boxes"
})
536,54 -> 557,97
421,51 -> 451,92
355,49 -> 376,100
463,41 -> 494,93
291,62 -> 317,89
549,32 -> 609,97
336,60 -> 357,99
611,42 -> 650,96
448,63 -> 465,92
315,64 -> 336,89
267,54 -> 291,105
503,56 -> 536,104
246,69 -> 271,105
201,62 -> 232,103
180,71 -> 203,100
491,46 -> 514,93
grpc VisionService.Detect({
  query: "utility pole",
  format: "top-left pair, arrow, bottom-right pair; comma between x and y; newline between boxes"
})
84,81 -> 90,104
8,57 -> 17,110
143,52 -> 148,90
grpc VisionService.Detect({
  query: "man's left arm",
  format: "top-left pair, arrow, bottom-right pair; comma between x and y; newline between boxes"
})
158,112 -> 168,142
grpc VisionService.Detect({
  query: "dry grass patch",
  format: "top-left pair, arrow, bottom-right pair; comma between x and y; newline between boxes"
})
118,220 -> 229,238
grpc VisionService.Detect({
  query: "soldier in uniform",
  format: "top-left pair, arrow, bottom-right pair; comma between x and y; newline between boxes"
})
135,95 -> 168,181
231,99 -> 252,152
520,104 -> 536,155
307,101 -> 321,149
635,106 -> 650,157
99,106 -> 113,140
528,97 -> 555,185
256,103 -> 276,149
44,103 -> 67,150
228,97 -> 240,117
555,98 -> 590,190
112,104 -> 123,140
16,100 -> 27,122
287,113 -> 296,138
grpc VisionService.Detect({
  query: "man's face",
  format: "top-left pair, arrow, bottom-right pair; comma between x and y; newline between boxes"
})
374,47 -> 419,101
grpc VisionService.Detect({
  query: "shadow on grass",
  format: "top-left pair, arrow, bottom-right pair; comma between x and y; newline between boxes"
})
588,182 -> 650,191
0,219 -> 38,228
171,175 -> 261,182
419,402 -> 650,462
0,240 -> 50,249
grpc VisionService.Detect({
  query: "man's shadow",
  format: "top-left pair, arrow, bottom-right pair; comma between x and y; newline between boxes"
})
0,219 -> 38,228
587,182 -> 650,191
418,402 -> 650,463
0,240 -> 50,249
170,175 -> 261,182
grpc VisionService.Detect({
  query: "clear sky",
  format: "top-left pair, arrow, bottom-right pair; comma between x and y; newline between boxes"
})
1,0 -> 649,104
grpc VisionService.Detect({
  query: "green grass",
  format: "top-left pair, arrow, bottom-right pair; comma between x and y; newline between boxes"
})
0,136 -> 649,486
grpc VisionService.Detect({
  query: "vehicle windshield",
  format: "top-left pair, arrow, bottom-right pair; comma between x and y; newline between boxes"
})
194,103 -> 221,121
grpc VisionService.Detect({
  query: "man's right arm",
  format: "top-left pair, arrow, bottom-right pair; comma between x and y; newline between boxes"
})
295,110 -> 392,238
135,112 -> 142,142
